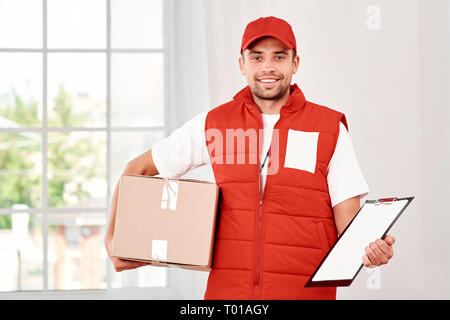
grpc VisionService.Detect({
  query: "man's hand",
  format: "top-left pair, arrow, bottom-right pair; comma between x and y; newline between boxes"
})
105,238 -> 149,272
111,258 -> 148,272
362,235 -> 395,268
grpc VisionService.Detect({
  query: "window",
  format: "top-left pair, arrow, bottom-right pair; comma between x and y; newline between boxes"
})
0,0 -> 168,294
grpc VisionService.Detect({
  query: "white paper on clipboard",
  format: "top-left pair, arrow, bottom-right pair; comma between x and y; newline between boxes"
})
305,196 -> 414,287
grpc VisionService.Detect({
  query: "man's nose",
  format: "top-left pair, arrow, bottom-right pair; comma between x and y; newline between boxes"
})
260,58 -> 276,72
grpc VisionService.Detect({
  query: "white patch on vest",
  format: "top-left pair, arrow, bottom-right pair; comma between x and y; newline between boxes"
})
284,129 -> 319,174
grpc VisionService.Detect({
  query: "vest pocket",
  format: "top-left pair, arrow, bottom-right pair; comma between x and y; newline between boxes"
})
316,220 -> 330,257
284,129 -> 319,173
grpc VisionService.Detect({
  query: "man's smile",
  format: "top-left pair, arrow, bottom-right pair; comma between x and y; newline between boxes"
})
257,77 -> 281,88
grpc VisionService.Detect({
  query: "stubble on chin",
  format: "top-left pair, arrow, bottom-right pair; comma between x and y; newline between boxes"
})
251,80 -> 290,101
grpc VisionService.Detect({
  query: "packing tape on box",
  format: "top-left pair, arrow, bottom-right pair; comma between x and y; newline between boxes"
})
152,239 -> 168,262
161,178 -> 179,211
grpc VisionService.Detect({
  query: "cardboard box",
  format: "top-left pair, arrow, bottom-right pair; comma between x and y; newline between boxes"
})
111,175 -> 219,272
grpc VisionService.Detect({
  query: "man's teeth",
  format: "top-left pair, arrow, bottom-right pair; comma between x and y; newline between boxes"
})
260,79 -> 278,83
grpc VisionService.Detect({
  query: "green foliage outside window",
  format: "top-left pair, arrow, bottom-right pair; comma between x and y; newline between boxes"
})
0,85 -> 102,228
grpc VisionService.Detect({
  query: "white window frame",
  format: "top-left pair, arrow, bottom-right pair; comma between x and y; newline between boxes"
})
0,0 -> 173,299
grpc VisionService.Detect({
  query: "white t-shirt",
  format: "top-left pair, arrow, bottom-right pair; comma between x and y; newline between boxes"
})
260,114 -> 280,194
151,111 -> 369,208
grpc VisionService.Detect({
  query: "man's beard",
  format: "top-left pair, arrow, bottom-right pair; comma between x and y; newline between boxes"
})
251,79 -> 290,101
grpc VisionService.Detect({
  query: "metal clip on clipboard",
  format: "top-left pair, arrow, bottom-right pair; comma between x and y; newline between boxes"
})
374,197 -> 398,205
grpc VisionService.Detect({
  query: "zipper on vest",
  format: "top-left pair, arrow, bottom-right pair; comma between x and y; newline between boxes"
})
252,180 -> 264,299
252,165 -> 265,299
252,112 -> 281,299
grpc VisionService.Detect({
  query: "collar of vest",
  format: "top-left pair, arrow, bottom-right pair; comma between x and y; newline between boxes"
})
232,83 -> 307,113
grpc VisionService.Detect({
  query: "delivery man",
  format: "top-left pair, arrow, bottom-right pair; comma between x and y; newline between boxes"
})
104,16 -> 395,300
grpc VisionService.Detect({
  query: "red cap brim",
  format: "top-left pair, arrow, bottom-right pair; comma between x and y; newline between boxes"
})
241,33 -> 296,54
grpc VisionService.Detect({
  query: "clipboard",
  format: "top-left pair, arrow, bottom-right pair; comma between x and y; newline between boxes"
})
305,196 -> 414,288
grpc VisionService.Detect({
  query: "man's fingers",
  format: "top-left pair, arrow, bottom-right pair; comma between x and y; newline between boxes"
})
365,245 -> 380,266
384,235 -> 395,246
376,239 -> 394,259
362,254 -> 374,268
113,258 -> 147,272
374,242 -> 391,264
363,236 -> 396,268
370,242 -> 387,264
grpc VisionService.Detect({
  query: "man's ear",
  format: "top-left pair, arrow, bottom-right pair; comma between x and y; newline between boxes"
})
292,55 -> 300,74
238,55 -> 246,76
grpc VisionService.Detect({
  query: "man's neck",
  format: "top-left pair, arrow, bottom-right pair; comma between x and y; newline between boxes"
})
251,88 -> 290,115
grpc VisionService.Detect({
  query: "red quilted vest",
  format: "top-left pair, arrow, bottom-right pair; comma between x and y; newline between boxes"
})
203,84 -> 348,300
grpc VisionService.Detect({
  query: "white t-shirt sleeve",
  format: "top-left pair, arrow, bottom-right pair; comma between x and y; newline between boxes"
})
327,122 -> 370,208
151,111 -> 210,178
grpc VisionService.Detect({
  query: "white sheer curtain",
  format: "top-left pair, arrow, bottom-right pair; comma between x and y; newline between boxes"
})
167,0 -> 449,299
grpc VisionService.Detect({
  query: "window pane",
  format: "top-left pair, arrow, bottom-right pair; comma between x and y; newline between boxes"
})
0,212 -> 43,292
110,130 -> 165,188
48,131 -> 106,208
0,53 -> 42,128
48,212 -> 106,290
111,0 -> 163,49
111,53 -> 164,127
47,0 -> 106,49
47,53 -> 106,127
0,132 -> 42,209
0,0 -> 42,48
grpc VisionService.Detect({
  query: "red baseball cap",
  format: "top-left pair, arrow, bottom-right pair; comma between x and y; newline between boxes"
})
240,16 -> 297,54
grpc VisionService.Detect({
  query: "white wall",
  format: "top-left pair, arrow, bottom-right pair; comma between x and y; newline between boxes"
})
418,0 -> 450,299
163,0 -> 449,299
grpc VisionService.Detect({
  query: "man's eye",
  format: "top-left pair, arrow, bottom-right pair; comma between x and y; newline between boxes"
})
251,56 -> 261,61
275,56 -> 285,60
